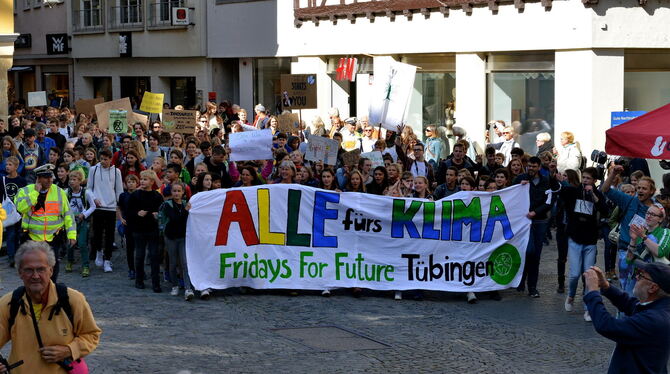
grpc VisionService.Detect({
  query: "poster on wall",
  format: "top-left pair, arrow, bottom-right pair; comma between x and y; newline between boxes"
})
368,57 -> 417,131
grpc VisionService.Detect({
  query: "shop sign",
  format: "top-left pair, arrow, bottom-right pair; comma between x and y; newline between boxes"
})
172,7 -> 190,26
46,33 -> 68,55
336,58 -> 357,82
15,34 -> 31,49
280,74 -> 317,109
611,111 -> 646,127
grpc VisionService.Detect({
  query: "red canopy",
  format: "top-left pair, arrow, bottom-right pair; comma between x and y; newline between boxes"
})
606,103 -> 670,159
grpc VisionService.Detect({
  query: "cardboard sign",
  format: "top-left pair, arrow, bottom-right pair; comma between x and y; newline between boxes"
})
95,98 -> 145,130
368,57 -> 417,131
162,109 -> 197,134
109,110 -> 128,134
229,129 -> 273,162
277,113 -> 300,134
341,149 -> 361,167
280,74 -> 317,109
306,136 -> 339,165
75,98 -> 104,116
360,151 -> 384,168
27,91 -> 47,107
139,92 -> 164,114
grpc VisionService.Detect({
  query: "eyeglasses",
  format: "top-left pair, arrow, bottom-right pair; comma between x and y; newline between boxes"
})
364,129 -> 373,132
425,129 -> 432,132
503,132 -> 512,135
646,212 -> 664,218
635,270 -> 654,282
21,267 -> 49,276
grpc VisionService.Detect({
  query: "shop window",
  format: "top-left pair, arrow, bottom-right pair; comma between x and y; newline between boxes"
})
624,72 -> 670,112
170,77 -> 196,109
120,76 -> 151,107
254,58 -> 291,115
93,77 -> 112,102
43,73 -> 69,107
487,72 -> 555,155
406,72 -> 456,141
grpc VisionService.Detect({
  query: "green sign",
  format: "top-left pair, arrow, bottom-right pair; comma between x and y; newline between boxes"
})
109,110 -> 128,134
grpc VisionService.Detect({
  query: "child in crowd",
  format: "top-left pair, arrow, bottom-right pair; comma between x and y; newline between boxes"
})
118,174 -> 139,280
169,149 -> 191,184
129,170 -> 165,293
56,162 -> 69,189
65,169 -> 97,277
159,182 -> 194,301
161,163 -> 192,199
3,156 -> 26,267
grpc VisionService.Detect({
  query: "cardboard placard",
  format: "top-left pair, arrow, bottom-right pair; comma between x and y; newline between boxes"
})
109,110 -> 128,134
75,98 -> 104,116
368,57 -> 417,131
162,109 -> 197,134
95,98 -> 145,130
139,91 -> 164,114
306,136 -> 339,166
280,74 -> 317,109
341,149 -> 361,167
27,91 -> 47,107
277,113 -> 300,134
360,151 -> 384,168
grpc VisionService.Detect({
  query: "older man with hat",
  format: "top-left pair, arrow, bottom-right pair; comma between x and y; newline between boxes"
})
14,164 -> 76,282
583,263 -> 670,373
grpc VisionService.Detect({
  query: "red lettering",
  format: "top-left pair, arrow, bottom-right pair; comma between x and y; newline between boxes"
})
215,190 -> 259,246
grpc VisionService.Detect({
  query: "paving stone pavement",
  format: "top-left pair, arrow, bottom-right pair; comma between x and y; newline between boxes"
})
0,236 -> 638,373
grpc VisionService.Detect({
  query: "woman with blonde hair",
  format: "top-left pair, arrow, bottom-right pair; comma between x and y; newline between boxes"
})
204,102 -> 223,131
311,116 -> 326,137
556,131 -> 582,173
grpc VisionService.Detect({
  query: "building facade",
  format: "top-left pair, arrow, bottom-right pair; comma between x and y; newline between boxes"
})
69,0 -> 210,109
1,0 -> 17,119
208,0 -> 670,176
11,0 -> 72,108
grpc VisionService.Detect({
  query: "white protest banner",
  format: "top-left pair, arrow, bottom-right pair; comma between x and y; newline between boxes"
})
28,91 -> 48,107
360,151 -> 384,168
305,136 -> 339,165
368,57 -> 417,131
229,129 -> 273,162
186,184 -> 531,292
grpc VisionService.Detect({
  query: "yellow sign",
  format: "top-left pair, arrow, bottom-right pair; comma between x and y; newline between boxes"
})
139,92 -> 164,114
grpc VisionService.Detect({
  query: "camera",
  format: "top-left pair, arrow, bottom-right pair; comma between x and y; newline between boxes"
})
591,150 -> 608,165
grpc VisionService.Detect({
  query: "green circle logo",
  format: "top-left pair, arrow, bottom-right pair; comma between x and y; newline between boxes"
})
488,244 -> 522,285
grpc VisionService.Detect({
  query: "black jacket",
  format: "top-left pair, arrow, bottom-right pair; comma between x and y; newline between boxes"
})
513,173 -> 560,221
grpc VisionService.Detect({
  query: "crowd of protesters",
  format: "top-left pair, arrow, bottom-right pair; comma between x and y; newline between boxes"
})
1,100 -> 668,314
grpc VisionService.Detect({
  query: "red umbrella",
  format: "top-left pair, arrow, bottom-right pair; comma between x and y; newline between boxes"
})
606,103 -> 670,159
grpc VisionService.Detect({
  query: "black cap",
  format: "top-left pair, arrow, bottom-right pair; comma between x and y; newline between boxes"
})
634,260 -> 670,293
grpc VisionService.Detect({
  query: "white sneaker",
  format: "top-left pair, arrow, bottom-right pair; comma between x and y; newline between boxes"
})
184,289 -> 194,301
584,311 -> 592,322
170,286 -> 179,296
95,251 -> 104,267
564,297 -> 574,312
467,292 -> 478,304
321,290 -> 331,297
394,291 -> 402,300
200,288 -> 211,300
103,260 -> 113,273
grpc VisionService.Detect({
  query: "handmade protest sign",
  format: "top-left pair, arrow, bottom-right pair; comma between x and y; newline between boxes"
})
162,109 -> 197,134
305,136 -> 338,165
360,151 -> 384,168
139,91 -> 164,114
342,149 -> 361,167
368,57 -> 416,131
280,74 -> 317,109
186,184 -> 531,292
277,113 -> 300,134
75,98 -> 104,117
109,110 -> 128,134
229,129 -> 273,161
27,91 -> 47,107
95,97 -> 145,130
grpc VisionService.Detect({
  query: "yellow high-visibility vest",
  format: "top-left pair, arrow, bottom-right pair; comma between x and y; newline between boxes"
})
15,184 -> 76,242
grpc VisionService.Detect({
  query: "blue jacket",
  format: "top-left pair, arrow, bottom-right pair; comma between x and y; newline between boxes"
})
605,188 -> 649,244
584,287 -> 670,374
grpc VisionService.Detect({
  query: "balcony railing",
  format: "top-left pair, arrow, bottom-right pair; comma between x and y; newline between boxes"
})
147,1 -> 188,29
73,9 -> 105,33
108,4 -> 144,31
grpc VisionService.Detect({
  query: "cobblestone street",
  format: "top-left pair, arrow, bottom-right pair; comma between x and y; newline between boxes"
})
1,239 -> 623,373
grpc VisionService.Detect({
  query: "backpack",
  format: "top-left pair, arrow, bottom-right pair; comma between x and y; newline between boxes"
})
8,283 -> 73,333
67,186 -> 90,211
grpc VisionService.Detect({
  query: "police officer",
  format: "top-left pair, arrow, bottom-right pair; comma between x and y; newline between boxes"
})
15,164 -> 76,282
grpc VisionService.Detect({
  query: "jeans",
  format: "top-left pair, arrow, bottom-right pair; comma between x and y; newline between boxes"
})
556,223 -> 569,289
601,224 -> 617,273
67,219 -> 90,267
134,230 -> 160,289
617,238 -> 636,295
520,220 -> 549,293
92,210 -> 116,261
165,236 -> 192,291
567,239 -> 597,298
5,224 -> 21,262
